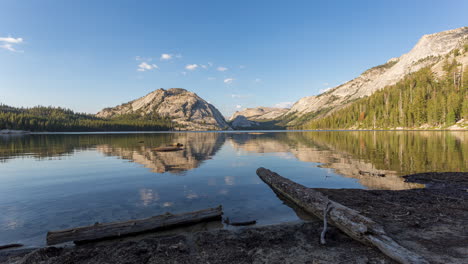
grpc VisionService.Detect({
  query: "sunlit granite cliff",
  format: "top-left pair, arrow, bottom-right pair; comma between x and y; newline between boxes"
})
97,88 -> 231,131
285,27 -> 468,125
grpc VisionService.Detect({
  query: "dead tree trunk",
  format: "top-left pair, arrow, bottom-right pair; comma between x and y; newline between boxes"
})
47,206 -> 223,245
256,167 -> 428,264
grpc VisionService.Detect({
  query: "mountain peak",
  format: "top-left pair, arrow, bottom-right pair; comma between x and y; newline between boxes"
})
97,88 -> 230,131
229,106 -> 289,121
285,27 -> 468,124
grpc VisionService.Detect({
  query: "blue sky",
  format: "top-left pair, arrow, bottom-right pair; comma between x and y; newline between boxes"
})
0,0 -> 467,117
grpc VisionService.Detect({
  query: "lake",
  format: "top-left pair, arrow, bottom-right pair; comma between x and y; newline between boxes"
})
0,131 -> 466,247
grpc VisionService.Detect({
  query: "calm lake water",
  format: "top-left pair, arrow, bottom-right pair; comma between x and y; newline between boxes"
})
0,131 -> 466,246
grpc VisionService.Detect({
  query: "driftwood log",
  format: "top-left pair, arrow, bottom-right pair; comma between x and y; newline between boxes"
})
0,243 -> 23,250
153,146 -> 183,152
224,218 -> 257,226
168,143 -> 184,147
47,206 -> 223,245
256,168 -> 428,264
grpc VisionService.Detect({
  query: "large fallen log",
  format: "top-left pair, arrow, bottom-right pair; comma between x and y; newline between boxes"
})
256,168 -> 428,264
47,206 -> 223,245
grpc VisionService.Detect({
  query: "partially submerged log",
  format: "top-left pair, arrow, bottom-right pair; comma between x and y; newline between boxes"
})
256,168 -> 428,264
224,218 -> 257,226
168,143 -> 184,147
47,206 -> 223,245
0,243 -> 23,250
153,146 -> 183,152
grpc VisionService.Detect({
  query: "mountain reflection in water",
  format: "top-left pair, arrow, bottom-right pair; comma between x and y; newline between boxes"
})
1,131 -> 466,188
0,131 -> 466,246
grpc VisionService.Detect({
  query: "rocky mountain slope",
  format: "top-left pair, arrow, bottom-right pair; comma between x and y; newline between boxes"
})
96,88 -> 231,131
285,27 -> 468,125
229,107 -> 288,121
229,115 -> 260,129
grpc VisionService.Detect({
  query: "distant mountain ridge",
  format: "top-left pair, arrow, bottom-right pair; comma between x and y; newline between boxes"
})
229,107 -> 289,121
228,107 -> 289,129
96,88 -> 231,131
282,27 -> 468,126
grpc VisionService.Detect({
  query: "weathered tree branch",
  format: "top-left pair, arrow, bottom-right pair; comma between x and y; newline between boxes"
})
320,202 -> 332,245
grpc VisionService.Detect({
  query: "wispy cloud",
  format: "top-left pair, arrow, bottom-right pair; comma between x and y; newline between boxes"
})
224,78 -> 235,84
0,36 -> 24,52
236,105 -> 242,109
274,101 -> 294,108
230,94 -> 252,99
160,53 -> 172,60
186,64 -> 198,70
135,56 -> 153,61
207,77 -> 216,80
217,66 -> 228,72
138,62 -> 158,72
239,65 -> 246,69
0,43 -> 16,52
254,78 -> 262,83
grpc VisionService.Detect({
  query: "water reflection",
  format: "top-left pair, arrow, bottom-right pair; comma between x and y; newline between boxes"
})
96,133 -> 226,174
1,131 -> 466,189
0,131 -> 466,246
228,131 -> 466,189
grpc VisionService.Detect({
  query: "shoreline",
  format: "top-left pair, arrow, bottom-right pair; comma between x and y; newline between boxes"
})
2,171 -> 466,264
0,128 -> 466,135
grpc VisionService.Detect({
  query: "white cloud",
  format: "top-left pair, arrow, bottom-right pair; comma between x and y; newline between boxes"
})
230,94 -> 252,99
236,105 -> 242,109
201,64 -> 208,69
224,78 -> 235,84
217,66 -> 228,72
137,62 -> 158,72
160,53 -> 172,60
0,36 -> 24,52
0,37 -> 23,44
275,101 -> 294,108
207,62 -> 213,67
185,64 -> 198,70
